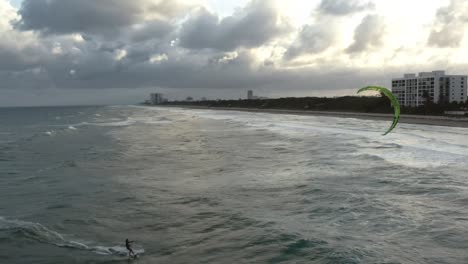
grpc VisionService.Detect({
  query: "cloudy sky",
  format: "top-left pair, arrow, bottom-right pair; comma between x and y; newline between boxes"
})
1,0 -> 468,106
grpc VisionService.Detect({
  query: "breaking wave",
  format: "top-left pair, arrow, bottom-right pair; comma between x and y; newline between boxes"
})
69,117 -> 172,128
175,108 -> 468,168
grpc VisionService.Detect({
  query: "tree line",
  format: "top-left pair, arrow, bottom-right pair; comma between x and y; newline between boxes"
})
161,95 -> 468,116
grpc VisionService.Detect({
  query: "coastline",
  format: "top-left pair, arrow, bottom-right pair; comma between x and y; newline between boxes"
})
157,105 -> 468,128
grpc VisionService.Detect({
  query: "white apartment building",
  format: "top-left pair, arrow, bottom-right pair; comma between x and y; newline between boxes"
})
391,71 -> 467,107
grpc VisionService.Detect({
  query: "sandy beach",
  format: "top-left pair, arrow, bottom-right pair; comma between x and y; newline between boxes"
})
160,105 -> 468,128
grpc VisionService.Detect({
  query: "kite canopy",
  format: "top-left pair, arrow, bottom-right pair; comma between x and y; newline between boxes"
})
357,86 -> 401,135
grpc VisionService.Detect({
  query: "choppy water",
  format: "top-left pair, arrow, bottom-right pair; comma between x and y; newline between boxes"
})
1,105 -> 468,264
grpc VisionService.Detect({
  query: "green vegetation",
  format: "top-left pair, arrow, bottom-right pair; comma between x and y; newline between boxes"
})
161,96 -> 468,116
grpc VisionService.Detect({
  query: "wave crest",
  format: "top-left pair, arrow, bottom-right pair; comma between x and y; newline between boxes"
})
0,217 -> 144,256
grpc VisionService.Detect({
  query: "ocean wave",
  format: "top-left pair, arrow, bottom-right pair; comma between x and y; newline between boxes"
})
77,116 -> 174,127
0,217 -> 144,257
180,109 -> 468,168
86,117 -> 172,126
47,120 -> 133,129
44,130 -> 56,136
84,120 -> 136,127
355,144 -> 468,169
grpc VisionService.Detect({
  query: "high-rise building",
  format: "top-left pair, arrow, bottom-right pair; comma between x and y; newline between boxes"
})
247,90 -> 254,100
150,93 -> 164,105
392,71 -> 467,107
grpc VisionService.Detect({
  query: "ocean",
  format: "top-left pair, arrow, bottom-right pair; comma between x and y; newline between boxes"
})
1,105 -> 468,264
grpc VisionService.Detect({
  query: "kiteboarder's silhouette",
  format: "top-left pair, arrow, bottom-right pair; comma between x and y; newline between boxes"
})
125,239 -> 136,258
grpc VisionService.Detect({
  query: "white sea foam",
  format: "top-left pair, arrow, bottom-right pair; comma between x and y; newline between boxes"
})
124,115 -> 173,125
93,246 -> 145,256
71,120 -> 136,128
92,120 -> 136,127
175,108 -> 468,168
44,130 -> 56,136
257,140 -> 291,146
66,114 -> 173,130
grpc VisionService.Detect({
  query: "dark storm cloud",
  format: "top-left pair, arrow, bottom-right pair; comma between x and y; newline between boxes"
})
0,41 -> 398,94
428,0 -> 467,48
0,26 -> 266,90
16,0 -> 143,35
128,20 -> 174,43
179,0 -> 290,51
346,15 -> 385,53
0,44 -> 40,71
15,0 -> 186,37
1,0 -> 380,94
318,0 -> 375,16
49,50 -> 269,90
284,22 -> 336,59
0,30 -> 52,72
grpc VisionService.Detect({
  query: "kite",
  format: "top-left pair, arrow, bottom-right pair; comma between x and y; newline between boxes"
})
357,86 -> 400,135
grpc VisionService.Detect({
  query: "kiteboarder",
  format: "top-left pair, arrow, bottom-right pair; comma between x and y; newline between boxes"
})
125,238 -> 136,258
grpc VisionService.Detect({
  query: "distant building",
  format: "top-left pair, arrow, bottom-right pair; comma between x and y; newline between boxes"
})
247,90 -> 254,100
247,90 -> 268,100
186,96 -> 193,102
150,93 -> 164,105
392,71 -> 467,107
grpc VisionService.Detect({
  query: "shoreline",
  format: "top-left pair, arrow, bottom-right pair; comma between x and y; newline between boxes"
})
157,105 -> 468,128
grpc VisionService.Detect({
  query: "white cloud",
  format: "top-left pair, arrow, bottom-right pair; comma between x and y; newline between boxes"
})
1,0 -> 18,29
149,53 -> 168,64
114,49 -> 127,61
428,0 -> 468,48
346,15 -> 386,53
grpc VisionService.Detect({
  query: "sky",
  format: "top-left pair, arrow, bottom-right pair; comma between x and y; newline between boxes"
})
1,0 -> 468,106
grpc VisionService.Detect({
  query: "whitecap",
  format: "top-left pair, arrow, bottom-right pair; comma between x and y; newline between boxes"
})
44,131 -> 56,136
173,108 -> 468,168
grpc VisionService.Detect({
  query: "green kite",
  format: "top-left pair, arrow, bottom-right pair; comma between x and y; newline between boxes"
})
357,86 -> 400,135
